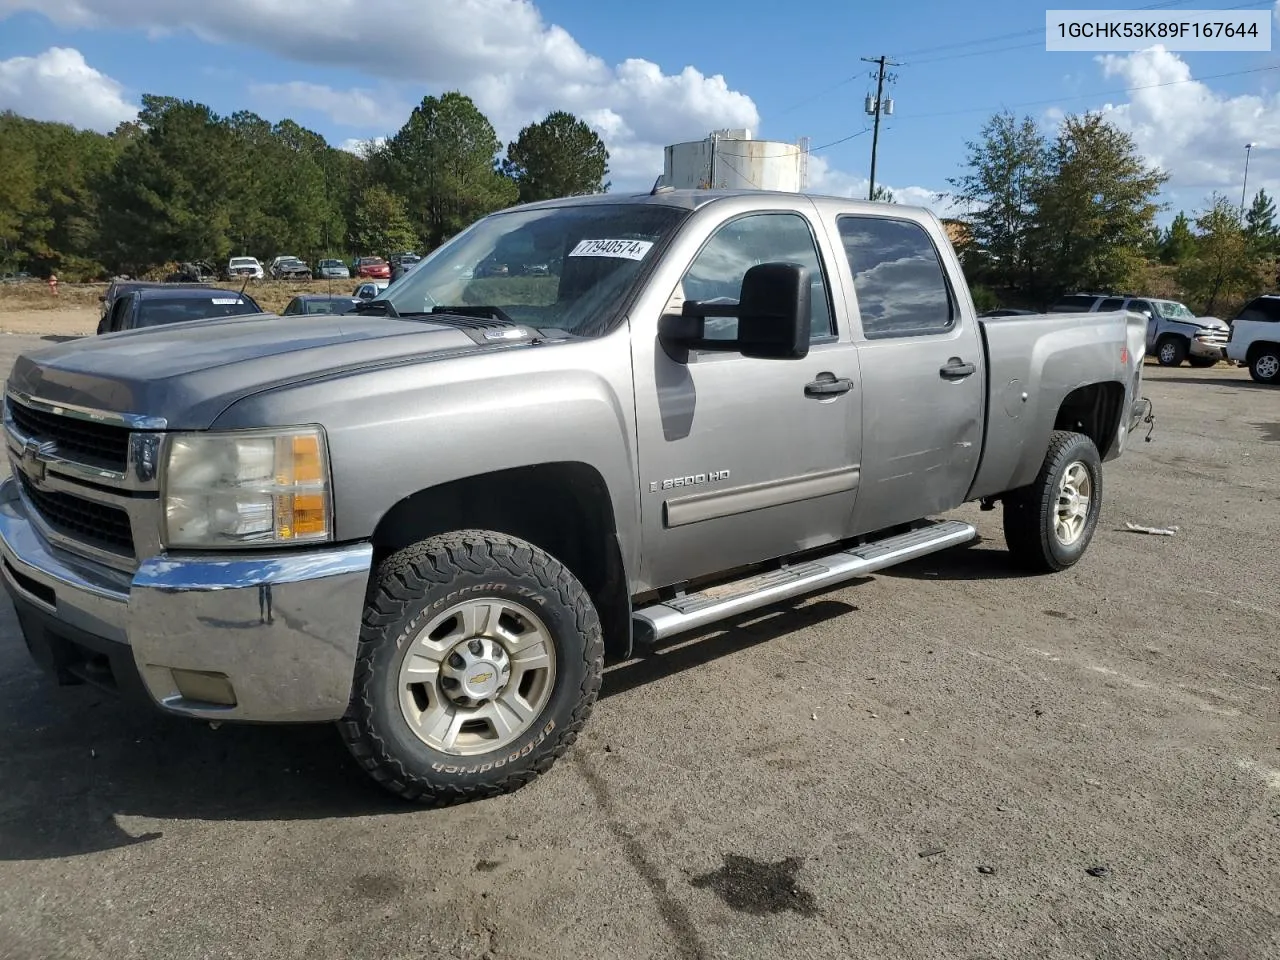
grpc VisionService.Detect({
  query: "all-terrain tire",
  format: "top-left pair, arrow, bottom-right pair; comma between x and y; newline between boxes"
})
1002,431 -> 1103,573
1155,336 -> 1188,367
339,529 -> 604,805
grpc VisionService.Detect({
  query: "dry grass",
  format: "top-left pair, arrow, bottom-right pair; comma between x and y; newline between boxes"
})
0,279 -> 362,316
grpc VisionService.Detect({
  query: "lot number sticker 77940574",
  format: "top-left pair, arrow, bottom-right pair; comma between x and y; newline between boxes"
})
567,238 -> 654,260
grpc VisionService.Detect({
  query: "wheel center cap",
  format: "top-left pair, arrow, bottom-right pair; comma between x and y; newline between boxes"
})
463,661 -> 503,698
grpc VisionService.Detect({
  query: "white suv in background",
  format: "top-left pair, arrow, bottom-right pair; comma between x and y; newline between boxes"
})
1226,295 -> 1280,384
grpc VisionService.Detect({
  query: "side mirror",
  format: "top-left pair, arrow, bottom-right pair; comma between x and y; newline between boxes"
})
658,262 -> 811,361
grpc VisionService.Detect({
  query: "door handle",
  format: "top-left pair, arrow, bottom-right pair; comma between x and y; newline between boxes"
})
805,374 -> 854,397
939,358 -> 976,380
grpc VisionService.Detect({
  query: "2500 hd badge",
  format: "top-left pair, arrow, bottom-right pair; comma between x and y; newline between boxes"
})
648,470 -> 731,492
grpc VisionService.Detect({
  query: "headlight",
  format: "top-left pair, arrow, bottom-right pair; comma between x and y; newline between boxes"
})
162,426 -> 332,548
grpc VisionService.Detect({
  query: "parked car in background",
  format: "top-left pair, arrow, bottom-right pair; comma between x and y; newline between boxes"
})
353,280 -> 389,300
280,294 -> 362,316
356,257 -> 391,280
391,253 -> 422,281
95,286 -> 263,334
1225,294 -> 1280,383
226,256 -> 264,280
1049,292 -> 1229,367
99,279 -> 213,322
314,258 -> 350,280
270,256 -> 312,280
165,260 -> 218,283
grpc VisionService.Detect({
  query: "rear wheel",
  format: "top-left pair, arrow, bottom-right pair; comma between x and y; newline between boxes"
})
340,530 -> 604,805
1156,336 -> 1188,367
1003,431 -> 1103,573
1249,346 -> 1280,384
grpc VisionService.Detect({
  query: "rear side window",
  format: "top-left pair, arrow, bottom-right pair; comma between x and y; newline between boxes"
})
836,215 -> 954,339
1236,297 -> 1280,323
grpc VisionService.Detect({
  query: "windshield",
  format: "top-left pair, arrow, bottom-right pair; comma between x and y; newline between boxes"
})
230,258 -> 257,266
1154,299 -> 1195,320
136,297 -> 259,328
380,202 -> 689,336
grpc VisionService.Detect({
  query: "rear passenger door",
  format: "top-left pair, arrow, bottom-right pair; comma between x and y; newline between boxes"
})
831,213 -> 985,532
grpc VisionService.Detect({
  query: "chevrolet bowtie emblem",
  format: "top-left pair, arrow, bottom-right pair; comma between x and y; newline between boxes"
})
21,438 -> 49,483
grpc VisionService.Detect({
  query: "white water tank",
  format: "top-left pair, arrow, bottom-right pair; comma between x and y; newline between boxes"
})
663,131 -> 806,192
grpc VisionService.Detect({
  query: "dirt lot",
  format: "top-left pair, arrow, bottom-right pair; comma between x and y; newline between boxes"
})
0,280 -> 346,335
0,331 -> 1275,960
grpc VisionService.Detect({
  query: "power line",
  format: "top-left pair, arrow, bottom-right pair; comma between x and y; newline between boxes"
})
773,0 -> 1258,116
893,0 -> 1198,58
806,62 -> 1280,150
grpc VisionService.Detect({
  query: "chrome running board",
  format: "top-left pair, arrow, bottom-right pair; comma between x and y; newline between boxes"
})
632,519 -> 977,643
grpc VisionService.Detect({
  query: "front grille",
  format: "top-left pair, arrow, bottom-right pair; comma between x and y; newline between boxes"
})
17,472 -> 134,554
8,398 -> 131,471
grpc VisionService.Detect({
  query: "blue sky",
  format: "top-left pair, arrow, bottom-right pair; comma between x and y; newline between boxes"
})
1,0 -> 1277,222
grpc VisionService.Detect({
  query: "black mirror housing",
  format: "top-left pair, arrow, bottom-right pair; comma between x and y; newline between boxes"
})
737,262 -> 811,360
658,261 -> 812,361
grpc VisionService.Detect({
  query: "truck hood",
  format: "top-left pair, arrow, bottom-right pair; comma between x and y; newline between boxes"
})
1196,316 -> 1229,331
6,313 -> 497,430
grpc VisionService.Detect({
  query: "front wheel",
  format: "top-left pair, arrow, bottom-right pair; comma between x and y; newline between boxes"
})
1249,347 -> 1280,384
1156,336 -> 1188,367
340,530 -> 604,805
1003,431 -> 1103,573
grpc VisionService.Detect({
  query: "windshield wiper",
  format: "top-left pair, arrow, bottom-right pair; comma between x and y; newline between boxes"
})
428,305 -> 518,326
353,298 -> 400,318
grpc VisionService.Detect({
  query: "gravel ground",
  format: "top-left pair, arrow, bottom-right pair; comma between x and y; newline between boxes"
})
0,336 -> 1275,960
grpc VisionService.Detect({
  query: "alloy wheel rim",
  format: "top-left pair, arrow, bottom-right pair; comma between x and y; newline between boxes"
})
1054,461 -> 1093,547
397,597 -> 557,756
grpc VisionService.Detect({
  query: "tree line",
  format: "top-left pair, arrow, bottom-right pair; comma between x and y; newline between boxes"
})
948,110 -> 1279,316
0,91 -> 610,281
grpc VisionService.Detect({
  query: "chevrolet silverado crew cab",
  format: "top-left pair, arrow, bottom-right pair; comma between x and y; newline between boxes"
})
0,189 -> 1152,804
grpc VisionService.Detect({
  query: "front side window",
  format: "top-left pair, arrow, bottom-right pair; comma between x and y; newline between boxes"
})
1098,298 -> 1125,311
382,203 -> 690,337
676,212 -> 835,342
836,215 -> 954,339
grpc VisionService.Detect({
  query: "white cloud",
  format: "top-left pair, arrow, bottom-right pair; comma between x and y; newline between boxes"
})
1,0 -> 758,189
338,135 -> 387,157
0,46 -> 137,131
250,81 -> 406,130
805,154 -> 959,217
1085,45 -> 1280,209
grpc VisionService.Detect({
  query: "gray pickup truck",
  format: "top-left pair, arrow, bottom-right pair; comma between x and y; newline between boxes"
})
0,189 -> 1152,804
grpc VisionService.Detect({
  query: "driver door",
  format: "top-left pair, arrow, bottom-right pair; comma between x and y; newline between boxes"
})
629,202 -> 862,591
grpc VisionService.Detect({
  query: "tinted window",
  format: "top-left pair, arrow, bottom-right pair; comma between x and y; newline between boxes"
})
1128,299 -> 1152,314
1098,297 -> 1125,311
135,297 -> 259,328
836,215 -> 953,338
1236,297 -> 1280,323
305,299 -> 353,315
678,212 -> 834,343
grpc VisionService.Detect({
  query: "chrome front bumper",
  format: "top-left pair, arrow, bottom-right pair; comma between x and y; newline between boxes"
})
0,476 -> 373,723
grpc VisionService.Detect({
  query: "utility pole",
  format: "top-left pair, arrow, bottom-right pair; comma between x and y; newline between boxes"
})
1240,142 -> 1254,219
862,55 -> 899,201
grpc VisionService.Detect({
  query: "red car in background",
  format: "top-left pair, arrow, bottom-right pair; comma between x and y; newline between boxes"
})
356,256 -> 391,280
